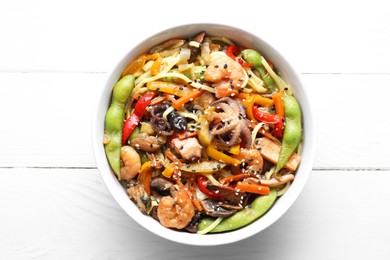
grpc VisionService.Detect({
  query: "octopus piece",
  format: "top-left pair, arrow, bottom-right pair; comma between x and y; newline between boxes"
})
210,98 -> 252,148
170,137 -> 202,161
150,104 -> 173,135
204,52 -> 246,98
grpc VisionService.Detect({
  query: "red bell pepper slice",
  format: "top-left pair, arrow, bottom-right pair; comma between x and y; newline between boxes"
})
133,93 -> 155,117
121,113 -> 140,145
196,175 -> 224,201
253,106 -> 284,138
226,46 -> 253,68
122,93 -> 155,145
226,46 -> 240,60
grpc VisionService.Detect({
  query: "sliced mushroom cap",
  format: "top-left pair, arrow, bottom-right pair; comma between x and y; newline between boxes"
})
200,200 -> 237,218
150,177 -> 174,197
184,211 -> 204,233
131,133 -> 165,152
127,180 -> 151,214
189,31 -> 206,62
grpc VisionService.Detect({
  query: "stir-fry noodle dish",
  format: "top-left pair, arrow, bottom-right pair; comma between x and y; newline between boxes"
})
103,31 -> 302,234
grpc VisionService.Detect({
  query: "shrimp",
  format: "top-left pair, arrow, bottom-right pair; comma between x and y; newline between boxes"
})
204,52 -> 245,98
157,188 -> 195,229
234,148 -> 264,178
120,146 -> 141,180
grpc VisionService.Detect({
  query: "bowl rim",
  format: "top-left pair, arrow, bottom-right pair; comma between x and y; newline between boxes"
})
92,22 -> 318,246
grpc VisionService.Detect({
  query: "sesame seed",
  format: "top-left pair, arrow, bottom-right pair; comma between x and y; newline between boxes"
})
224,64 -> 228,69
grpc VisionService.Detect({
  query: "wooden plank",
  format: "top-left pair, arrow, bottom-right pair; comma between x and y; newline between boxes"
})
0,73 -> 105,168
0,168 -> 388,259
0,0 -> 389,74
304,74 -> 390,168
1,73 -> 389,168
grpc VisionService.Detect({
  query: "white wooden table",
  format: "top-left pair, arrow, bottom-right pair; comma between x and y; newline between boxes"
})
1,0 -> 390,259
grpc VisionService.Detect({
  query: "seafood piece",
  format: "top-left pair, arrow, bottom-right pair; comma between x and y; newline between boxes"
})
170,137 -> 202,161
233,148 -> 264,177
192,91 -> 216,108
127,180 -> 151,214
210,97 -> 251,148
120,146 -> 141,180
157,187 -> 195,229
204,52 -> 246,98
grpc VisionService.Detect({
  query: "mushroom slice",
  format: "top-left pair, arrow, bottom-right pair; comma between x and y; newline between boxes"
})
200,200 -> 237,218
131,133 -> 164,152
206,185 -> 245,205
150,177 -> 174,197
127,180 -> 151,214
184,211 -> 204,233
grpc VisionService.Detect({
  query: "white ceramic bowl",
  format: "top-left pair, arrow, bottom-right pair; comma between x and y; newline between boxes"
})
92,23 -> 317,246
